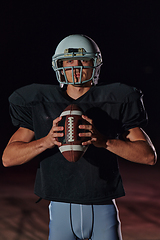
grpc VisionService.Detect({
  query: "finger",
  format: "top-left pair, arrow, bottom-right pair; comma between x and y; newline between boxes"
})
53,139 -> 62,147
79,124 -> 92,132
81,115 -> 93,125
52,132 -> 64,138
53,116 -> 62,127
52,126 -> 64,132
82,138 -> 97,146
79,118 -> 92,130
79,132 -> 92,137
82,140 -> 92,146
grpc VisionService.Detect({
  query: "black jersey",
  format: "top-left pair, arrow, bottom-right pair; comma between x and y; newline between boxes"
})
9,83 -> 147,204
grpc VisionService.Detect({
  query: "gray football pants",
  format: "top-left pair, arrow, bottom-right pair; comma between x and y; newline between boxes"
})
48,200 -> 123,240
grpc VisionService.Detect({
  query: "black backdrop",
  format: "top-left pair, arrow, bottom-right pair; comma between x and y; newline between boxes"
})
1,1 -> 160,169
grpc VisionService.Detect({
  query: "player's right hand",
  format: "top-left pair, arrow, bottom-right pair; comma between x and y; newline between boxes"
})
44,117 -> 64,149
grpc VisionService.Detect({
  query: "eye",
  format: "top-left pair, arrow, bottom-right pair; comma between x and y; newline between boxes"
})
63,60 -> 74,67
67,60 -> 73,63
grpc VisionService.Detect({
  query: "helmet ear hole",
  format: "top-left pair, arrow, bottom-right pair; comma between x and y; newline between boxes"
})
58,60 -> 63,68
60,70 -> 65,83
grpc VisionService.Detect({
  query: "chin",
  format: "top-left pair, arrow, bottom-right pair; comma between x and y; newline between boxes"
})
78,79 -> 93,86
73,82 -> 91,87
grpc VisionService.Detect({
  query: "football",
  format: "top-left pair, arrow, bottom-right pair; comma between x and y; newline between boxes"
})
58,104 -> 89,162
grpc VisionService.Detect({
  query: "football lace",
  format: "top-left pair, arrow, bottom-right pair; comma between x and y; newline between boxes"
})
67,117 -> 74,142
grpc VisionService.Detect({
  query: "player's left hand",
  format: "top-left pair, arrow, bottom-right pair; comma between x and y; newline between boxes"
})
79,115 -> 108,148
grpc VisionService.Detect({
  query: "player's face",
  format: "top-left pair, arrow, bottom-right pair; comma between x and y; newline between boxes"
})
62,59 -> 93,85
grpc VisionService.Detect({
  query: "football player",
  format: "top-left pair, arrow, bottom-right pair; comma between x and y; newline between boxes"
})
2,34 -> 157,240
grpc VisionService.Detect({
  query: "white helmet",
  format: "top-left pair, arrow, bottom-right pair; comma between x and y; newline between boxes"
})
52,34 -> 103,86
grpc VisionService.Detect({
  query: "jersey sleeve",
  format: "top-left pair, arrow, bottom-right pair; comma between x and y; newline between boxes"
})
9,90 -> 34,131
121,89 -> 148,132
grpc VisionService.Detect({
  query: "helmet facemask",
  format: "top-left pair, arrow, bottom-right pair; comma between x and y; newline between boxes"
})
58,64 -> 95,86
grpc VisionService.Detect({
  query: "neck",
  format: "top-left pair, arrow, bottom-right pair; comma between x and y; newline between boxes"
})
66,84 -> 92,100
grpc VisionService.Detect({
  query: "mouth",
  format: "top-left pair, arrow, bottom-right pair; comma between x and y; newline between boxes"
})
74,73 -> 80,78
74,74 -> 81,82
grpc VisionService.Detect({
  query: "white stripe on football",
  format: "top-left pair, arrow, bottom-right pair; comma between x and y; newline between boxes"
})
59,145 -> 86,153
60,110 -> 82,117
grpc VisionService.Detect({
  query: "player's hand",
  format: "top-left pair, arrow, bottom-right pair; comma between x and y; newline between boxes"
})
44,117 -> 64,149
79,115 -> 107,148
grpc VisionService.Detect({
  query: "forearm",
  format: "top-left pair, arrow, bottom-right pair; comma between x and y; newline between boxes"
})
2,137 -> 49,167
106,138 -> 156,165
2,117 -> 64,167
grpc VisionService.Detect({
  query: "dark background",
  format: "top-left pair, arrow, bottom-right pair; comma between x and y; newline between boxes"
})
1,2 -> 160,239
1,1 -> 160,170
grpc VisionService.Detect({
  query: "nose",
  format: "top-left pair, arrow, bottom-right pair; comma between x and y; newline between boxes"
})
74,60 -> 82,66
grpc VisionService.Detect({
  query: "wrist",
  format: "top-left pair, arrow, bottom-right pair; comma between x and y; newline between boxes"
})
41,136 -> 55,150
105,138 -> 111,149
